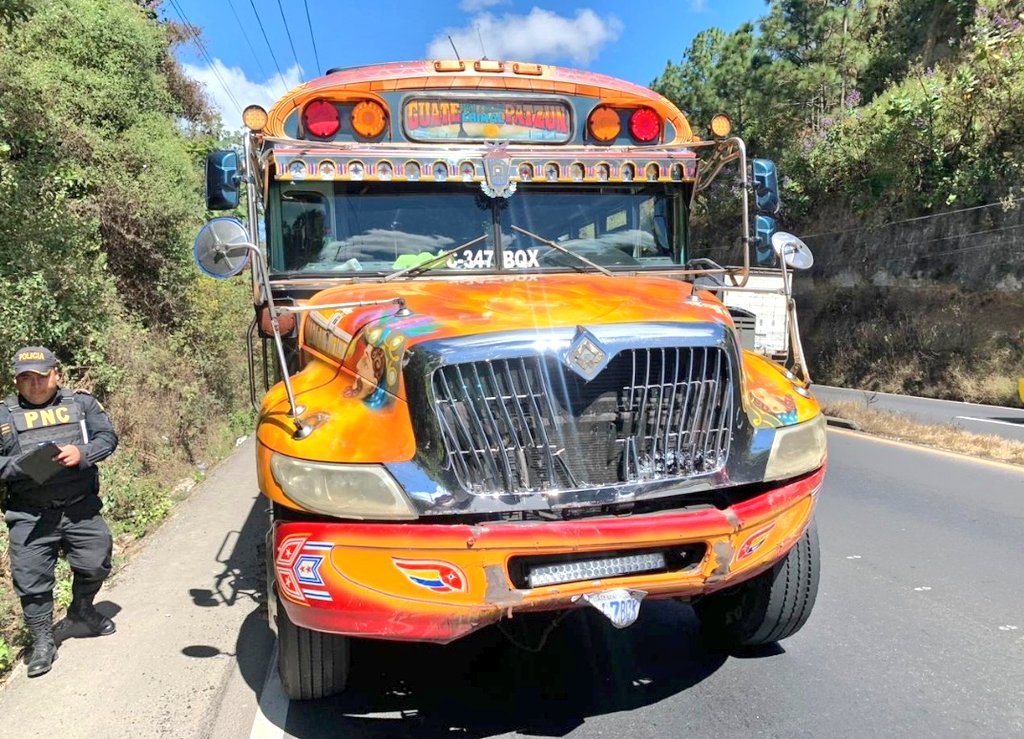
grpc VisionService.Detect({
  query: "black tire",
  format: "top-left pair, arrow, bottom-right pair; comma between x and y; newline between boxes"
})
276,588 -> 350,700
695,518 -> 820,649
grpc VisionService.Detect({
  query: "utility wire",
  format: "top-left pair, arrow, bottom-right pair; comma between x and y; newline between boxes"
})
302,0 -> 321,77
249,0 -> 286,83
801,196 -> 1024,241
884,223 -> 1024,263
226,0 -> 269,81
275,0 -> 303,81
166,0 -> 242,115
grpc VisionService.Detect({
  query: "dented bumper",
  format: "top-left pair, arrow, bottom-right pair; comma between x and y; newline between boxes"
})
274,465 -> 825,643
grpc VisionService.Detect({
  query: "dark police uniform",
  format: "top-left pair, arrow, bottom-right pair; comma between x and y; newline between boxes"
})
0,387 -> 118,626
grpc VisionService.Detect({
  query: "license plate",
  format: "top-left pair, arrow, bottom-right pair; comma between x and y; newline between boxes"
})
580,588 -> 647,629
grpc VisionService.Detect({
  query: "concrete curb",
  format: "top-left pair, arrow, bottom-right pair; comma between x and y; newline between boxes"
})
825,415 -> 861,431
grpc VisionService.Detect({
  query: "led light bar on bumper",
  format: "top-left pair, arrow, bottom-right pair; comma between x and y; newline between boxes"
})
764,415 -> 827,482
270,454 -> 418,519
526,552 -> 666,587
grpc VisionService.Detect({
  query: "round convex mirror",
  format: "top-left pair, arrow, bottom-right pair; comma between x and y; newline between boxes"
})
770,231 -> 814,270
193,217 -> 251,278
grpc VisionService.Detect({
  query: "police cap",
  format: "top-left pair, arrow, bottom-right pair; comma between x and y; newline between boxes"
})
13,346 -> 57,376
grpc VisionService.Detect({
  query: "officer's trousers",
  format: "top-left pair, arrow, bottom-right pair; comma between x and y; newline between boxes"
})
3,495 -> 113,624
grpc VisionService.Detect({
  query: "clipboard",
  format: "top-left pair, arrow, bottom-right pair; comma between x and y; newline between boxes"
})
16,442 -> 63,484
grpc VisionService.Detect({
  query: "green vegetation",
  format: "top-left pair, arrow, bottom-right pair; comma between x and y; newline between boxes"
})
0,0 -> 252,671
655,0 -> 1024,215
654,0 -> 1024,397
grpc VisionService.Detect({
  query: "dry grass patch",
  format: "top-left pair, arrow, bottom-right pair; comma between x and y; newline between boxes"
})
824,400 -> 1024,467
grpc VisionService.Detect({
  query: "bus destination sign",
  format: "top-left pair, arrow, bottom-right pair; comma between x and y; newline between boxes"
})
403,98 -> 572,143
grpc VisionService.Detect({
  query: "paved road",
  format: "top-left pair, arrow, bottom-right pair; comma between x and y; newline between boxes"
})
813,384 -> 1024,442
2,431 -> 1022,738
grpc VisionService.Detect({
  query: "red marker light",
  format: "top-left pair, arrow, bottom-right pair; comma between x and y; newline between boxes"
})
629,107 -> 660,142
304,100 -> 340,138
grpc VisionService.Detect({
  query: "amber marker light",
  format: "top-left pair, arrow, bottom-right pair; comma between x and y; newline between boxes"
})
351,100 -> 387,138
710,113 -> 733,138
629,107 -> 661,142
242,105 -> 268,131
304,100 -> 340,138
587,105 -> 620,142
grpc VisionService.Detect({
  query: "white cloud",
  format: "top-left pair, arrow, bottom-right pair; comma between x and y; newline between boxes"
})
427,8 -> 623,66
182,59 -> 303,130
459,0 -> 505,10
689,0 -> 708,11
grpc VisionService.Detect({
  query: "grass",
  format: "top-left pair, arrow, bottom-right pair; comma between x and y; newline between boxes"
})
824,400 -> 1024,467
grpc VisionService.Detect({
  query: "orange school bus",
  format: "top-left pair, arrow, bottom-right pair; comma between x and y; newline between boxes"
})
194,59 -> 826,700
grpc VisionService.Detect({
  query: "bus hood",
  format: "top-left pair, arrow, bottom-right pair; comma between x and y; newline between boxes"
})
298,272 -> 734,384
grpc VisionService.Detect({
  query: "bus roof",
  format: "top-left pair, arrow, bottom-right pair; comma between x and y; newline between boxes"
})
262,59 -> 693,144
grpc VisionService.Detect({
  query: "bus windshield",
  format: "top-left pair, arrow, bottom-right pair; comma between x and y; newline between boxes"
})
269,181 -> 685,276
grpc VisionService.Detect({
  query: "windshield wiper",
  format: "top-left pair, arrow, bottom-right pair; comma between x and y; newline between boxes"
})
383,234 -> 488,282
510,225 -> 614,277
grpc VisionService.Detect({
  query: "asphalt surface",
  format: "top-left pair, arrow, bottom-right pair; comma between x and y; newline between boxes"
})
1,428 -> 1022,738
813,384 -> 1024,442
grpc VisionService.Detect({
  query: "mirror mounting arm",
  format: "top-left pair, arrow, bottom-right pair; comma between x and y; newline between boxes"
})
225,241 -> 310,439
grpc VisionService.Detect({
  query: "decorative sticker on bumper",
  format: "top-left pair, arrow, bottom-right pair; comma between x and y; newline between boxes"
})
737,522 -> 775,560
393,558 -> 467,593
276,535 -> 334,603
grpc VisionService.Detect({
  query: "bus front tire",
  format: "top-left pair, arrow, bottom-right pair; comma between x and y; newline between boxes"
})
695,518 -> 820,650
276,591 -> 350,700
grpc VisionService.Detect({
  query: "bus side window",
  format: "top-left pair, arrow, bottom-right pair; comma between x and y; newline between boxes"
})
281,191 -> 329,269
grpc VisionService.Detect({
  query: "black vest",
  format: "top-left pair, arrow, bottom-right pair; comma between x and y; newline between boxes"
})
3,393 -> 95,505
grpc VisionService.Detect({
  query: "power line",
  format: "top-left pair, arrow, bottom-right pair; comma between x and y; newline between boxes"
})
802,196 -> 1024,241
302,0 -> 321,77
166,0 -> 242,115
249,0 -> 285,83
226,0 -> 268,81
885,223 -> 1024,263
275,0 -> 303,81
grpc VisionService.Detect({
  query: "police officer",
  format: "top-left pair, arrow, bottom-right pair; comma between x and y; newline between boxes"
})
0,346 -> 118,677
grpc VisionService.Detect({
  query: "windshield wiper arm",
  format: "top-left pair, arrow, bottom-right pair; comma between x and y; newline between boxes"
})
383,234 -> 488,282
510,225 -> 614,277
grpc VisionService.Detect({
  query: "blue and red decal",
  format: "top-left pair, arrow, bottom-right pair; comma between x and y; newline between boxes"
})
737,522 -> 775,560
276,535 -> 333,603
393,558 -> 467,593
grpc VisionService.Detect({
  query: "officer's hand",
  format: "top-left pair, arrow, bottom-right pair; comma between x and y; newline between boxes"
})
55,444 -> 82,468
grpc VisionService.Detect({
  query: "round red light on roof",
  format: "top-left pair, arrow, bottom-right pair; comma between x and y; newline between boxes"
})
629,107 -> 661,143
304,100 -> 340,138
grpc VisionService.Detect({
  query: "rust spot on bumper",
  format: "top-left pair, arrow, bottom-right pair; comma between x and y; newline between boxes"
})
483,564 -> 525,606
709,540 -> 734,579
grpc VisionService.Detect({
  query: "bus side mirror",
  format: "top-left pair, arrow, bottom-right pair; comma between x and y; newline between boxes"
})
752,159 -> 780,215
754,215 -> 778,266
205,150 -> 240,210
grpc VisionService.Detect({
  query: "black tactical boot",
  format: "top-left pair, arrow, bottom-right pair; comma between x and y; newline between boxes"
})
66,601 -> 115,636
27,620 -> 57,678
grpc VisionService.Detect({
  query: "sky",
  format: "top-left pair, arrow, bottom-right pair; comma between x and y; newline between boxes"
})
167,0 -> 769,130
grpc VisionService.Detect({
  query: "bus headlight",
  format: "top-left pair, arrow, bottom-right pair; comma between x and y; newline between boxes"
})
764,415 -> 827,482
270,454 -> 418,520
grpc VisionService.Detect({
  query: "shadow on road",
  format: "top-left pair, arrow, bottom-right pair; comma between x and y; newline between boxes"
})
180,492 -> 275,693
53,601 -> 123,646
286,600 -> 730,738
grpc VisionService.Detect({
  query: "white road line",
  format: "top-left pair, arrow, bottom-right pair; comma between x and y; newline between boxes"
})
250,642 -> 289,739
955,416 -> 1024,428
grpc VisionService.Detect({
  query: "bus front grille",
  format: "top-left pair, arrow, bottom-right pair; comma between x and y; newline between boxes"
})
430,346 -> 733,495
